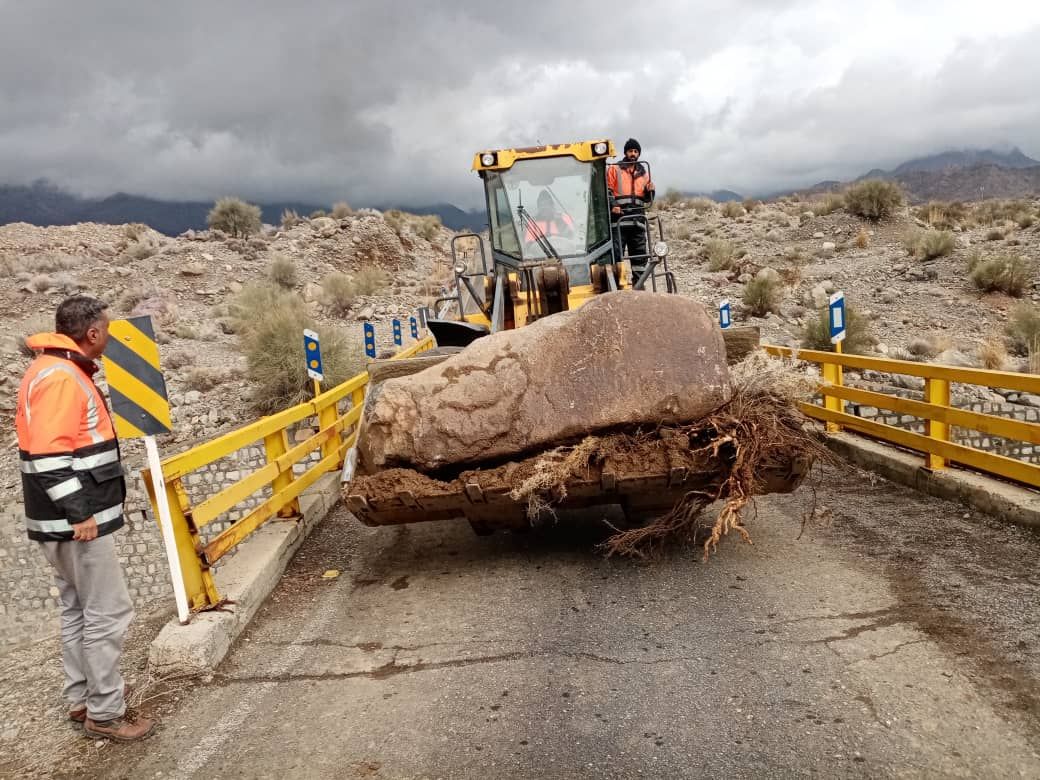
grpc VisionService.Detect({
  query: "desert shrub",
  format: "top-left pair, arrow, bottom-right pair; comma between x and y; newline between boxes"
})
742,275 -> 781,316
965,250 -> 985,273
660,188 -> 684,207
972,198 -> 1035,227
915,201 -> 968,229
184,366 -> 225,392
322,272 -> 356,314
801,305 -> 872,354
976,339 -> 1007,371
906,336 -> 941,358
172,322 -> 217,341
1006,303 -> 1040,356
330,201 -> 353,219
125,239 -> 158,261
843,179 -> 903,221
418,215 -> 442,242
778,266 -> 802,286
783,247 -> 808,265
742,198 -> 762,213
116,283 -> 159,313
1018,213 -> 1036,229
239,296 -> 363,414
27,252 -> 78,272
703,239 -> 738,271
16,314 -> 54,357
227,282 -> 297,337
903,228 -> 955,260
207,197 -> 262,237
673,226 -> 692,241
50,272 -> 82,294
355,267 -> 388,296
721,201 -> 745,218
688,197 -> 715,214
31,274 -> 53,292
268,252 -> 297,289
985,228 -> 1005,241
280,209 -> 301,229
163,348 -> 193,370
124,223 -> 149,241
383,209 -> 405,235
854,228 -> 870,249
309,209 -> 327,219
809,193 -> 845,216
969,255 -> 1031,296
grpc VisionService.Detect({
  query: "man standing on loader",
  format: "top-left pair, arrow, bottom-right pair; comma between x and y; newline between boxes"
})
607,138 -> 655,283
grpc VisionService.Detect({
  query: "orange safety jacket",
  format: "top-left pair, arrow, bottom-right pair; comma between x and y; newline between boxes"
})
15,333 -> 125,542
607,162 -> 653,213
524,214 -> 573,242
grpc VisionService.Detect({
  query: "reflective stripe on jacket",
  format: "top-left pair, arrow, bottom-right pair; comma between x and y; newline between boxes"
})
607,162 -> 653,211
15,333 -> 125,542
524,215 -> 573,242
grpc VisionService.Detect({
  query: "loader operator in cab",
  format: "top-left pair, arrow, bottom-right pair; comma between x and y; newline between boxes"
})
524,189 -> 574,244
607,138 -> 655,283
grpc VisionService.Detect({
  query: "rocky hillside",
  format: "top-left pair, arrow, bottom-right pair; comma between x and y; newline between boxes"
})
0,210 -> 456,499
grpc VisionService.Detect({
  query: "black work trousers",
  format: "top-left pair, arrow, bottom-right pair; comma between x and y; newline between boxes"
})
613,221 -> 648,284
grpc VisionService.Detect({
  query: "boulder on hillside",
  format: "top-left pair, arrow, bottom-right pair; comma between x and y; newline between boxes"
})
358,291 -> 732,472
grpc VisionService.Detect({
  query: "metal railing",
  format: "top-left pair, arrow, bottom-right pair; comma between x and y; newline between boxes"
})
142,337 -> 434,612
764,345 -> 1040,488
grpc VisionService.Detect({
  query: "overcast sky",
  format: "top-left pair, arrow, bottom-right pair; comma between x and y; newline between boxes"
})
2,1 -> 1039,208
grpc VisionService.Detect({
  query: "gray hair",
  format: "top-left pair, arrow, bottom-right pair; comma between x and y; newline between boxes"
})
55,295 -> 109,342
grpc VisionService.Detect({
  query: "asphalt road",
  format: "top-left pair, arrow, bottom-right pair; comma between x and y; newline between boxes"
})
77,464 -> 1040,779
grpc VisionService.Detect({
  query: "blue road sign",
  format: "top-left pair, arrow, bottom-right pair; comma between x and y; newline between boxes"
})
409,316 -> 418,339
719,299 -> 731,329
364,323 -> 376,358
392,319 -> 402,347
303,328 -> 324,381
829,291 -> 846,344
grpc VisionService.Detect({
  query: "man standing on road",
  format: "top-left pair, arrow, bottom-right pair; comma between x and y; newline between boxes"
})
607,138 -> 656,285
15,295 -> 155,742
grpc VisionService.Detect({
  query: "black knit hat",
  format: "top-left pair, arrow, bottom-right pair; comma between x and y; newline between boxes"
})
623,138 -> 641,154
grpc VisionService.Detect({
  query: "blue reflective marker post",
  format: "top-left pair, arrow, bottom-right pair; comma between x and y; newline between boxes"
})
719,299 -> 731,329
410,316 -> 418,340
392,319 -> 402,347
829,292 -> 846,348
304,328 -> 324,397
364,323 -> 376,358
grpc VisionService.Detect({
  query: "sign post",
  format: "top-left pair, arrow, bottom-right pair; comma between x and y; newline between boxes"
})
417,306 -> 430,330
392,319 -> 402,347
719,299 -> 731,329
826,291 -> 847,432
364,323 -> 376,358
102,316 -> 189,624
304,328 -> 324,397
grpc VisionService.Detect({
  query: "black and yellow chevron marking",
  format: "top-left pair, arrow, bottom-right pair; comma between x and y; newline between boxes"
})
102,316 -> 173,438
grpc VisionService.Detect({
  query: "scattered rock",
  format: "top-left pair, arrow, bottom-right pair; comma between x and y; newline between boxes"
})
180,262 -> 206,276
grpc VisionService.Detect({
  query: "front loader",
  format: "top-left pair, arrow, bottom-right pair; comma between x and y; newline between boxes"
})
342,140 -> 809,534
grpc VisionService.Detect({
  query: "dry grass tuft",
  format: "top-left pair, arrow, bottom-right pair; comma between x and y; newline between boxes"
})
970,255 -> 1031,296
844,179 -> 903,221
976,339 -> 1007,371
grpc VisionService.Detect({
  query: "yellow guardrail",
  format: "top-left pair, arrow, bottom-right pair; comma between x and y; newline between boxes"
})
142,336 -> 434,612
764,345 -> 1040,489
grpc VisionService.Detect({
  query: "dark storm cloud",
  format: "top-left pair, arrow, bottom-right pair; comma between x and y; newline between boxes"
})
0,1 -> 1037,207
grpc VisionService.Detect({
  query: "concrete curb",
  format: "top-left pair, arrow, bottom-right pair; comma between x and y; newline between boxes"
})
148,470 -> 342,675
825,433 -> 1040,528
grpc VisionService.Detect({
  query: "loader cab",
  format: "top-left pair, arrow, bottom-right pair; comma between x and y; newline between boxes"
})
428,140 -> 675,349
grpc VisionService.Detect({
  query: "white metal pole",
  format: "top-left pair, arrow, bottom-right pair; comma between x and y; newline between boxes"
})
144,435 -> 191,624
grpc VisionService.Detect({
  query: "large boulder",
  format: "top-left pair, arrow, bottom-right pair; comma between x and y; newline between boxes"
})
359,291 -> 731,472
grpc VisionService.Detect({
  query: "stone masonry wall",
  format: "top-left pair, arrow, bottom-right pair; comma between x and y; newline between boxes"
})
0,419 -> 325,654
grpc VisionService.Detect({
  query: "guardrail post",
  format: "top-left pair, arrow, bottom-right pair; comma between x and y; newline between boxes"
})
351,387 -> 366,434
318,399 -> 340,463
143,471 -> 220,611
265,429 -> 300,517
822,347 -> 845,432
924,377 -> 950,470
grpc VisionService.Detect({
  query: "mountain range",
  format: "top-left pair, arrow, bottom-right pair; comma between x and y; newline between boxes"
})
2,148 -> 1037,235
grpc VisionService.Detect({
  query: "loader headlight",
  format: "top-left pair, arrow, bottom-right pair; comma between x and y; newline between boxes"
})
454,262 -> 468,275
654,241 -> 669,258
592,141 -> 608,155
480,152 -> 497,167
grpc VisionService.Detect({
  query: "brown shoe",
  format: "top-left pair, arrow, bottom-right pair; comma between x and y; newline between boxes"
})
83,710 -> 156,742
69,684 -> 132,725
